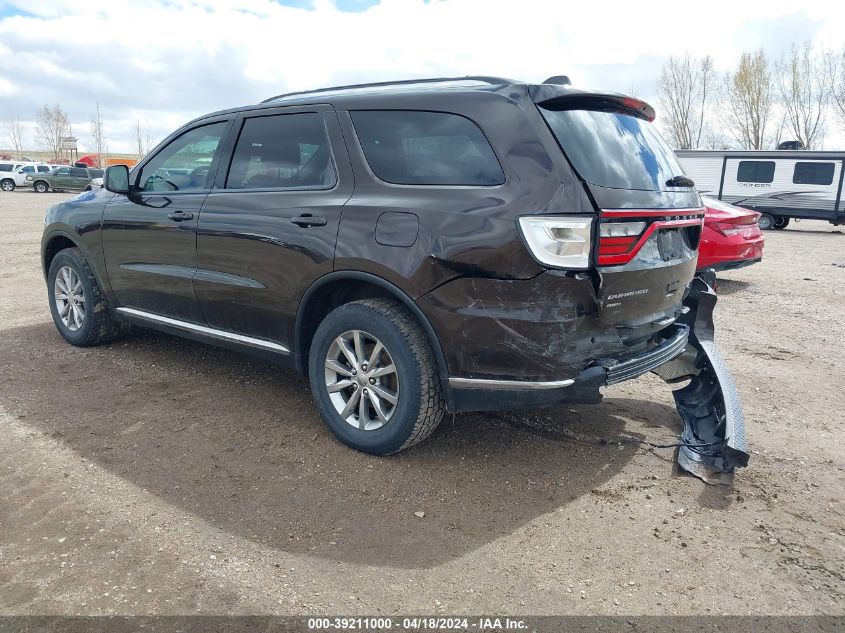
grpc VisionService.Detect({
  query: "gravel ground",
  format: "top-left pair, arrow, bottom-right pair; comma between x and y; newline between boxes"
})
0,189 -> 842,615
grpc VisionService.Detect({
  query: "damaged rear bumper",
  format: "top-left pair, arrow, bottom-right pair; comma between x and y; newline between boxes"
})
654,277 -> 749,483
448,277 -> 749,483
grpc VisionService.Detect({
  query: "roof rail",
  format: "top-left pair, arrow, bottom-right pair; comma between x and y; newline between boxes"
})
260,75 -> 516,104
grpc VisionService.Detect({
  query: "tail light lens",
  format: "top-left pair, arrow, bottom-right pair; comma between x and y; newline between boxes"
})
518,215 -> 593,269
599,221 -> 647,237
713,222 -> 742,236
598,209 -> 705,265
712,211 -> 760,236
598,221 -> 646,259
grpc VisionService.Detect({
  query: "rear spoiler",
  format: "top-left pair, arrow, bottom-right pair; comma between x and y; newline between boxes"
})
529,85 -> 656,122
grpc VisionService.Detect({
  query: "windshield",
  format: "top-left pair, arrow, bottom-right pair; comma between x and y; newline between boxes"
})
539,107 -> 687,191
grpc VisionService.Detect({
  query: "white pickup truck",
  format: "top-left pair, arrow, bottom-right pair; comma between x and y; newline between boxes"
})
1,163 -> 62,191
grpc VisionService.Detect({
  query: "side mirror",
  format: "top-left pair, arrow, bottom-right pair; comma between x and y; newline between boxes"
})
104,164 -> 130,194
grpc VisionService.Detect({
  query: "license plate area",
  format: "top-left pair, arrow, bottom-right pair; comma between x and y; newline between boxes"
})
657,228 -> 685,262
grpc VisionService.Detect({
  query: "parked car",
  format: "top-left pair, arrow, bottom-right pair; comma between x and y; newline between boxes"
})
39,76 -> 748,481
2,164 -> 61,191
26,166 -> 104,193
0,161 -> 25,190
697,196 -> 764,272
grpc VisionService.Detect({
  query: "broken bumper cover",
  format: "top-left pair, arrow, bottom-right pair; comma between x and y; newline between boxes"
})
449,324 -> 690,410
449,277 -> 749,483
654,277 -> 750,483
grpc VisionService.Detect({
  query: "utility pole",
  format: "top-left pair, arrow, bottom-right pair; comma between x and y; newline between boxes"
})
96,101 -> 103,167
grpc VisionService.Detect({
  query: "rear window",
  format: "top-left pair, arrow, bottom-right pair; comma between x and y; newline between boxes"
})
539,107 -> 685,191
351,110 -> 504,186
793,162 -> 834,185
737,161 -> 775,183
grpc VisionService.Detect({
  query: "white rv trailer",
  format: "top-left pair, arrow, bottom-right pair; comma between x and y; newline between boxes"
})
675,150 -> 844,230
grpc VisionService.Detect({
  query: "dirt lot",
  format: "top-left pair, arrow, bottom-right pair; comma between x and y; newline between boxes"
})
0,190 -> 842,616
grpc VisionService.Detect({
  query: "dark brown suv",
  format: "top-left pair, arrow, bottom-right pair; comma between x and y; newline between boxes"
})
40,76 -> 748,481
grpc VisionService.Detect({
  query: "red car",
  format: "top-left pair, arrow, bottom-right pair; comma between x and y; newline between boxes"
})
697,196 -> 764,272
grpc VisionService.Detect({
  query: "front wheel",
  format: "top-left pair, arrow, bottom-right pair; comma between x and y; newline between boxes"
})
33,181 -> 49,193
758,213 -> 775,230
1,179 -> 14,192
308,298 -> 445,455
47,248 -> 129,346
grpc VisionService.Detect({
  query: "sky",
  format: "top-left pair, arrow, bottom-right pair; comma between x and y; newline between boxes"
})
0,0 -> 843,154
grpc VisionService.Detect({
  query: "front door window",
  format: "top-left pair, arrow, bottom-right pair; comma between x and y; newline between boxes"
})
137,122 -> 226,192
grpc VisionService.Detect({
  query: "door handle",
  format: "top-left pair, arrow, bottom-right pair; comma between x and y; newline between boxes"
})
291,214 -> 327,227
167,211 -> 194,222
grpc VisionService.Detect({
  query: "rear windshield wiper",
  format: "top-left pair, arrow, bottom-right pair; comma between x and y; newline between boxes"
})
666,175 -> 695,188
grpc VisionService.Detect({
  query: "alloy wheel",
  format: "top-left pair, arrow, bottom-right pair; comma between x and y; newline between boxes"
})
324,329 -> 399,431
54,265 -> 86,331
1,180 -> 13,192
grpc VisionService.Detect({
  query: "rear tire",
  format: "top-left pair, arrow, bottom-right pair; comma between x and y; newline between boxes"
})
308,298 -> 445,455
758,213 -> 775,230
34,181 -> 49,193
773,217 -> 790,229
47,248 -> 129,347
1,179 -> 14,192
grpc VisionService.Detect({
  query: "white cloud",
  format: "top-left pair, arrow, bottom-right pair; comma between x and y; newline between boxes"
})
0,0 -> 843,153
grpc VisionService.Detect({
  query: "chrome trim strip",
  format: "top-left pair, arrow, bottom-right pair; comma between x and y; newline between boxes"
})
448,377 -> 575,390
115,307 -> 290,354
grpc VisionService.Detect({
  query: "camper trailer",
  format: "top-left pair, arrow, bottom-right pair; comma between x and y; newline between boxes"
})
676,150 -> 844,230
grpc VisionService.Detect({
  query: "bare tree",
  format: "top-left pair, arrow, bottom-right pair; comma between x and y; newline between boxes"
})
723,50 -> 774,149
89,102 -> 104,167
135,120 -> 154,158
35,104 -> 70,160
656,54 -> 716,149
777,40 -> 827,149
4,115 -> 26,158
702,128 -> 732,150
826,46 -> 845,129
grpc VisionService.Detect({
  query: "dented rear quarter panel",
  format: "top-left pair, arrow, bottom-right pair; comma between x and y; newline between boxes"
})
333,88 -> 594,295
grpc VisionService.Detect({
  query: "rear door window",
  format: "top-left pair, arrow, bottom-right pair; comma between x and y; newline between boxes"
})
539,106 -> 685,191
792,162 -> 834,185
350,110 -> 504,186
225,112 -> 336,189
69,168 -> 88,178
737,161 -> 775,183
0,164 -> 12,172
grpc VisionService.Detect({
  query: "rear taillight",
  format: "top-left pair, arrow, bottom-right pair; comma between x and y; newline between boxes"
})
518,215 -> 593,269
598,221 -> 646,258
711,211 -> 760,236
713,222 -> 742,236
598,209 -> 704,266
